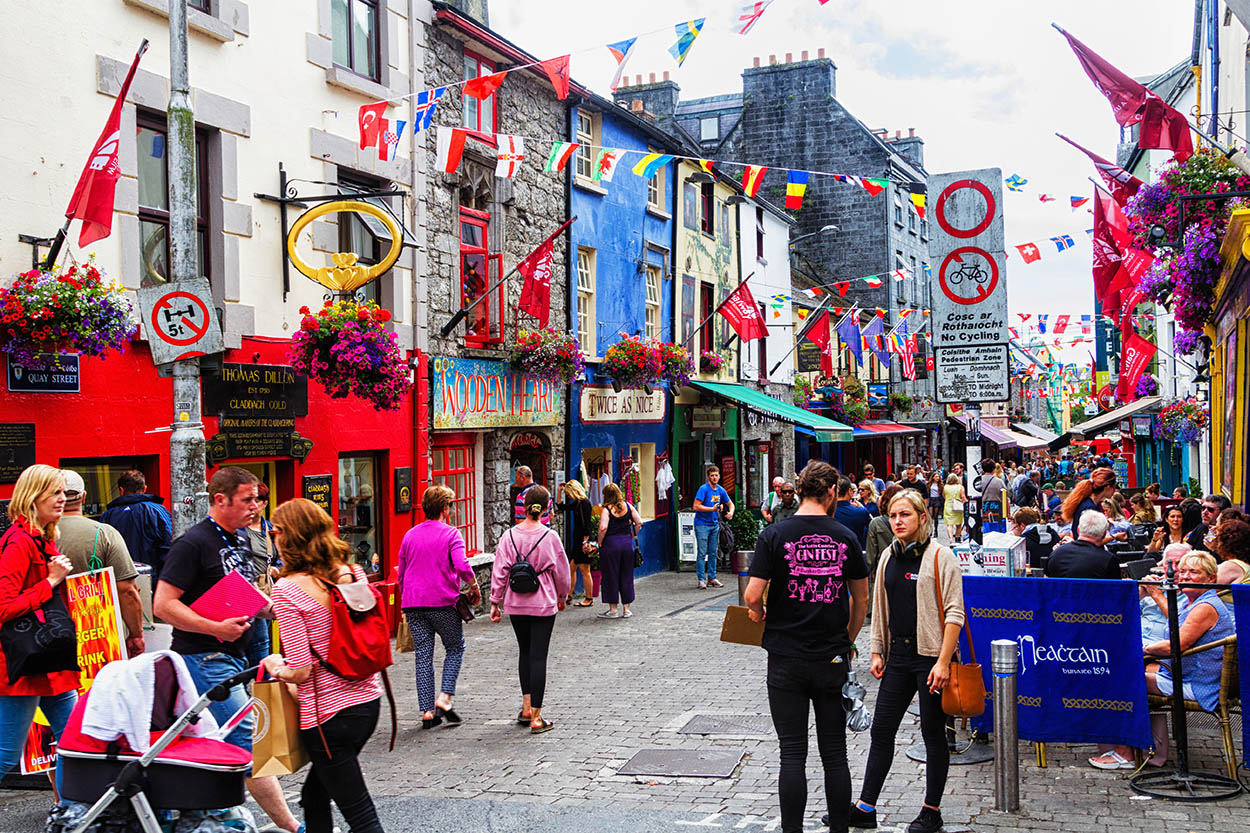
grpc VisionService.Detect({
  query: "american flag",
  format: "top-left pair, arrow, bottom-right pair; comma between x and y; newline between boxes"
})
900,339 -> 916,380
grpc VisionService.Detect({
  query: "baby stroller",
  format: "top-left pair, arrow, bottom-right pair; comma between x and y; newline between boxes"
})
49,653 -> 256,833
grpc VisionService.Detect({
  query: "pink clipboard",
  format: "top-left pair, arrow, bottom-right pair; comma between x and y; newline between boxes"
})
188,570 -> 267,623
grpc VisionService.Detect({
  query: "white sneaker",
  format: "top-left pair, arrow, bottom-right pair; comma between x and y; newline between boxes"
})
708,578 -> 724,588
698,580 -> 708,589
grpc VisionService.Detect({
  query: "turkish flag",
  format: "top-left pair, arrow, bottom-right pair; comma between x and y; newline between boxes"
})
358,100 -> 387,149
65,41 -> 149,247
540,55 -> 570,100
1015,243 -> 1042,263
518,218 -> 575,329
719,282 -> 769,342
1116,331 -> 1158,402
464,71 -> 507,100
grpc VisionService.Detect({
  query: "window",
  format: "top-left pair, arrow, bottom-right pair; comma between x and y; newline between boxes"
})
460,208 -> 502,345
757,303 -> 769,383
338,454 -> 380,572
577,247 -> 596,352
433,436 -> 479,553
575,110 -> 595,181
628,442 -> 657,519
59,455 -> 159,518
338,170 -> 392,306
699,282 -> 715,354
136,112 -> 209,288
745,441 -> 772,509
893,193 -> 904,226
648,167 -> 663,209
755,207 -> 765,261
908,210 -> 917,233
920,217 -> 928,239
645,265 -> 661,341
700,183 -> 715,236
700,117 -> 719,141
331,0 -> 379,81
188,0 -> 211,11
463,50 -> 497,136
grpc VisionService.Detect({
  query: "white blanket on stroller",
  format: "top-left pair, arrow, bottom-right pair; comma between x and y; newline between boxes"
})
81,650 -> 220,753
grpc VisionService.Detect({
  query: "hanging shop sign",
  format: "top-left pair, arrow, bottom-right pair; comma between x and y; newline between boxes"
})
6,354 -> 80,393
691,405 -> 725,430
0,423 -> 35,484
929,169 -> 1008,349
431,356 -> 561,430
302,474 -> 333,514
579,385 -> 666,424
934,345 -> 1010,403
287,200 -> 403,293
866,383 -> 888,408
203,363 -> 309,418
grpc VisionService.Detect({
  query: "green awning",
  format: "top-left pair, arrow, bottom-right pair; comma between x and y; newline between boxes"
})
689,381 -> 854,443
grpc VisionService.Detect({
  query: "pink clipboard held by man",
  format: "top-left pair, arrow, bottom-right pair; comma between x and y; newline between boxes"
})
189,570 -> 268,637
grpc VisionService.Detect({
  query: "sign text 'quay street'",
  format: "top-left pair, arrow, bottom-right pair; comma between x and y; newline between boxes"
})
431,357 -> 561,430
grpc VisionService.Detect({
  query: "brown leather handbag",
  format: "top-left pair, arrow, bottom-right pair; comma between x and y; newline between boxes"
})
933,552 -> 986,718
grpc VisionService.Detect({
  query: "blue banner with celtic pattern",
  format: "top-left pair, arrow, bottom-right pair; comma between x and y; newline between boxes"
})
962,576 -> 1152,748
1232,584 -> 1250,766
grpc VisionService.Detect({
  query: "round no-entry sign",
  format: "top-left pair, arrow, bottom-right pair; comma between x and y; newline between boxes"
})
938,247 -> 999,305
150,291 -> 212,346
935,179 -> 995,239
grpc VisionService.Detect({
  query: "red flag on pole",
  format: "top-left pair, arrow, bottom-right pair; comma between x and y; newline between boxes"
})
1116,331 -> 1158,402
1137,97 -> 1195,161
1057,134 -> 1144,207
802,309 -> 833,375
719,281 -> 769,341
518,218 -> 576,329
65,41 -> 149,247
1092,189 -> 1132,307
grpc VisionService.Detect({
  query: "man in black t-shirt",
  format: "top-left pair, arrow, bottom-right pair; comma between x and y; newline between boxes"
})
745,461 -> 869,833
153,467 -> 297,833
1044,512 -> 1120,580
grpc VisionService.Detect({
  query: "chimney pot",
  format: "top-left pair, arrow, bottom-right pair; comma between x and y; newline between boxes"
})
895,129 -> 901,139
634,74 -> 641,85
632,100 -> 644,111
909,127 -> 916,137
649,72 -> 656,83
785,52 -> 793,63
801,50 -> 809,61
663,70 -> 670,81
769,53 -> 777,65
753,56 -> 760,67
818,48 -> 826,58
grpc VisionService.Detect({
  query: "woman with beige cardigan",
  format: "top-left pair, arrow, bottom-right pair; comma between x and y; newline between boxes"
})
847,490 -> 965,833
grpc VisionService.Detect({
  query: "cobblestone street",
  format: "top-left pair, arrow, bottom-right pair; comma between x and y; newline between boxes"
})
6,570 -> 1246,832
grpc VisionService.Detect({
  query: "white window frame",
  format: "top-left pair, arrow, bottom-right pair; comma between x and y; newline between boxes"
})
700,117 -> 718,141
648,169 -> 662,209
576,111 -> 597,183
645,265 -> 661,341
577,247 -> 596,354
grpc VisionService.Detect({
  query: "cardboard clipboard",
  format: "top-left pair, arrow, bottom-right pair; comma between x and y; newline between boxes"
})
719,605 -> 765,647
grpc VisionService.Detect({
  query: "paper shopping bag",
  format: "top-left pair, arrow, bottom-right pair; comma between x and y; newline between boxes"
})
396,615 -> 414,653
252,680 -> 310,776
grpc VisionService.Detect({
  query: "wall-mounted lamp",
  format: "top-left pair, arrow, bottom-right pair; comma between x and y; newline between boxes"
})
686,171 -> 715,185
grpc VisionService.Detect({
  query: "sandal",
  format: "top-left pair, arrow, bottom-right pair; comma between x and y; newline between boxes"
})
436,706 -> 462,725
573,600 -> 594,607
530,719 -> 554,734
422,711 -> 442,730
517,710 -> 533,725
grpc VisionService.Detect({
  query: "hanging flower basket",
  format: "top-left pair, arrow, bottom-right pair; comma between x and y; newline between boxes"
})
289,299 -> 410,411
1156,398 -> 1209,445
699,350 -> 725,373
888,391 -> 914,413
655,341 -> 694,388
792,375 -> 813,407
603,334 -> 662,391
1134,374 -> 1160,399
830,397 -> 868,426
509,327 -> 585,384
0,261 -> 136,369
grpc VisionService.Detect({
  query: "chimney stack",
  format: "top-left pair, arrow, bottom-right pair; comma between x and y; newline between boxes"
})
649,72 -> 656,83
908,127 -> 915,137
663,70 -> 670,81
753,56 -> 760,67
632,100 -> 643,112
768,53 -> 777,64
801,50 -> 809,61
818,48 -> 826,58
785,52 -> 793,62
895,129 -> 901,140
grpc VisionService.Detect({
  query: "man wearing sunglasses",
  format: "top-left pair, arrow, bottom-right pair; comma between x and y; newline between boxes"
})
1189,494 -> 1232,550
770,483 -> 799,525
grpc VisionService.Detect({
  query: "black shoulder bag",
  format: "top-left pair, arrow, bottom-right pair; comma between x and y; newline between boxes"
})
0,533 -> 79,685
448,544 -> 477,622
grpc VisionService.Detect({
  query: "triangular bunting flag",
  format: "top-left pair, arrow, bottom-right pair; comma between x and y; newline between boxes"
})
464,70 -> 507,100
592,148 -> 623,182
668,19 -> 706,67
540,55 -> 570,100
632,153 -> 675,178
545,142 -> 579,173
742,165 -> 767,197
607,38 -> 637,91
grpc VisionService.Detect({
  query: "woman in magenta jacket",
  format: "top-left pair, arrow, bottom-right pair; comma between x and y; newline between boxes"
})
396,485 -> 481,729
0,465 -> 79,789
489,486 -> 570,734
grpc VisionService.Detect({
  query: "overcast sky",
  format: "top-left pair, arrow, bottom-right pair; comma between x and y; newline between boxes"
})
493,0 -> 1195,354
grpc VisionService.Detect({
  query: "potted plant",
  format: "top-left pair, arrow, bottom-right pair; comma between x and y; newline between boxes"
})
699,350 -> 725,374
603,334 -> 662,392
655,341 -> 694,389
888,391 -> 914,414
0,261 -> 136,369
509,327 -> 585,384
289,298 -> 411,411
1156,398 -> 1209,444
1134,374 -> 1160,399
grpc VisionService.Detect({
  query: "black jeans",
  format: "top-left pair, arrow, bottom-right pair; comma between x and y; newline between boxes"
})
860,638 -> 949,809
766,652 -> 851,833
297,699 -> 383,833
510,614 -> 556,708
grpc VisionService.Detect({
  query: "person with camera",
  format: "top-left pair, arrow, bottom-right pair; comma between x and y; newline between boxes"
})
489,487 -> 570,734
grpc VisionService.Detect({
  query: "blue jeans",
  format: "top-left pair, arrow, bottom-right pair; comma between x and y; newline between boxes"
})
181,651 -> 254,751
245,619 -> 272,670
695,524 -> 719,582
0,689 -> 78,791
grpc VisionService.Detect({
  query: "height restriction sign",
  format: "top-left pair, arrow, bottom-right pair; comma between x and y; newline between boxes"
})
928,168 -> 1009,349
137,279 -> 224,366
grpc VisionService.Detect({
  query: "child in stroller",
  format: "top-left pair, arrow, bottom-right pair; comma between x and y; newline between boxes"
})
46,651 -> 257,833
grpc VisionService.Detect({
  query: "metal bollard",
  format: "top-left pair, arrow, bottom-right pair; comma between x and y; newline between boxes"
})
991,639 -> 1020,812
732,550 -> 750,606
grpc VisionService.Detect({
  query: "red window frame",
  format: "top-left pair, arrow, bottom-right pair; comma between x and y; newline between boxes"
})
700,183 -> 715,237
432,433 -> 479,554
462,49 -> 499,144
460,208 -> 504,346
699,283 -> 714,354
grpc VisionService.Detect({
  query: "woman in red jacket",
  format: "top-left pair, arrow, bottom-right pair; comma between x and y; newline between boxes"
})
0,465 -> 78,788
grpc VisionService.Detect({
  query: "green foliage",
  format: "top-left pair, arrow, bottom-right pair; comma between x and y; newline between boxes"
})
729,509 -> 762,552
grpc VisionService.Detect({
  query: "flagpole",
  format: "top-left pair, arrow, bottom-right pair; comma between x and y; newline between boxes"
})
439,216 -> 576,336
768,296 -> 836,376
683,272 -> 755,350
39,219 -> 72,272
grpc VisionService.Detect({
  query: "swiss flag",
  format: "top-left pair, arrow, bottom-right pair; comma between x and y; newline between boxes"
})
1015,243 -> 1042,263
719,282 -> 769,342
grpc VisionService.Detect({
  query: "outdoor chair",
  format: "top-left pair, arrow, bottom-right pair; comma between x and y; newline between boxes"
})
1146,635 -> 1240,779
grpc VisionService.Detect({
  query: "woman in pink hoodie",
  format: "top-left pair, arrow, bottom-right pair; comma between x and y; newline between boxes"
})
489,486 -> 570,734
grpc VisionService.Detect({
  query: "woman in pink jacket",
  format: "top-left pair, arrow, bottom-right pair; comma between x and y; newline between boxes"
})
489,486 -> 570,734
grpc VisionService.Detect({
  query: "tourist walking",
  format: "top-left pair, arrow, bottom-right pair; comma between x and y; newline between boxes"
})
847,489 -> 965,833
490,487 -> 570,734
692,465 -> 733,589
942,473 -> 966,543
745,461 -> 869,833
927,472 -> 943,525
0,465 -> 78,791
264,498 -> 385,833
559,480 -> 595,606
396,485 -> 481,729
596,483 -> 642,620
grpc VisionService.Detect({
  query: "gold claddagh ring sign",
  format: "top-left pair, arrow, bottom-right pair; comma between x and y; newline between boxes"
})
286,200 -> 403,293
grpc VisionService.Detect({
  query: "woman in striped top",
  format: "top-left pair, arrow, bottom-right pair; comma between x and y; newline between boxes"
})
263,498 -> 385,833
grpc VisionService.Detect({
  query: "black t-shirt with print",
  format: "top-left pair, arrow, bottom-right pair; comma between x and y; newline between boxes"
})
885,546 -> 925,641
749,514 -> 869,661
160,517 -> 258,658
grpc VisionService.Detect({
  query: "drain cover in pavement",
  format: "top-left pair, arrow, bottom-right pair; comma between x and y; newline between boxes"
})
617,749 -> 745,777
678,713 -> 772,736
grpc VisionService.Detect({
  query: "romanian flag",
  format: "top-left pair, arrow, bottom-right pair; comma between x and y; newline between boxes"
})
785,170 -> 809,209
632,153 -> 675,178
909,192 -> 926,218
742,165 -> 768,197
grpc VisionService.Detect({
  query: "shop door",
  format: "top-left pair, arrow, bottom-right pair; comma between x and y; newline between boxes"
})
678,440 -> 700,509
509,431 -> 551,490
717,441 -> 737,502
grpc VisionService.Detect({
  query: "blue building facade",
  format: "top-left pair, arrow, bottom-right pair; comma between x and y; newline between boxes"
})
568,96 -> 680,576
